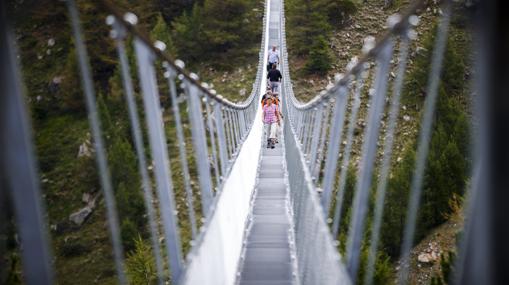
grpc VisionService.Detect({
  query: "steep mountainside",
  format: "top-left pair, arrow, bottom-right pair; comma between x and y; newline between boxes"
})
285,0 -> 473,283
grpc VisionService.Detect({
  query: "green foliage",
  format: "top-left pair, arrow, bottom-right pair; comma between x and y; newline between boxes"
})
381,24 -> 470,259
59,238 -> 91,257
98,94 -> 146,250
416,28 -> 470,242
418,93 -> 469,237
157,0 -> 197,24
58,48 -> 86,112
305,34 -> 332,74
286,0 -> 355,73
372,251 -> 394,285
173,0 -> 260,66
431,251 -> 456,285
356,246 -> 394,285
2,252 -> 23,284
151,13 -> 177,56
323,0 -> 357,26
381,148 -> 415,257
125,236 -> 158,285
337,165 -> 358,239
121,218 -> 140,252
173,4 -> 205,62
286,0 -> 331,56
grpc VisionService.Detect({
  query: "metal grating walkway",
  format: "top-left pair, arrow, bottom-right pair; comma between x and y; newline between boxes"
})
237,139 -> 297,285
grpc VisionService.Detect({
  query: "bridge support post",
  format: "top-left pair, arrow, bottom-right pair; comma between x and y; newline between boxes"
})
346,40 -> 394,282
214,104 -> 229,176
0,2 -> 54,284
320,86 -> 349,215
456,0 -> 509,284
134,39 -> 183,282
185,79 -> 214,214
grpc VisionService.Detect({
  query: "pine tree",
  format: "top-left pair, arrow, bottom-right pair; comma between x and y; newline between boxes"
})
98,95 -> 146,250
151,13 -> 177,56
173,3 -> 206,62
381,148 -> 415,257
157,0 -> 197,24
286,0 -> 315,55
381,24 -> 470,259
305,34 -> 331,74
125,235 -> 158,283
173,0 -> 259,66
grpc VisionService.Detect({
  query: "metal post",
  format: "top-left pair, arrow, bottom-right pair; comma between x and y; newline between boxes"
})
308,105 -> 324,171
224,108 -> 234,157
453,1 -> 494,283
111,19 -> 165,284
313,102 -> 332,181
214,104 -> 229,176
204,99 -> 221,188
165,65 -> 198,239
0,3 -> 54,283
331,68 -> 367,240
185,79 -> 214,216
365,36 -> 410,285
321,85 -> 349,215
398,3 -> 451,282
346,39 -> 394,282
134,39 -> 182,282
66,1 -> 126,283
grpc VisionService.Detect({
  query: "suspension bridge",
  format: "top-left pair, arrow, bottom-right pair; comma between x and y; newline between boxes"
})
1,0 -> 507,284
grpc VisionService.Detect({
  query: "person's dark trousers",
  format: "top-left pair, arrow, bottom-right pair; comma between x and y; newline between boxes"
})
267,62 -> 275,72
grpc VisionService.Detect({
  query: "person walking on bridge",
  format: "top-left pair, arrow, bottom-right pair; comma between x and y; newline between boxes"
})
263,97 -> 280,149
267,45 -> 279,72
261,88 -> 272,107
271,92 -> 283,144
267,64 -> 282,93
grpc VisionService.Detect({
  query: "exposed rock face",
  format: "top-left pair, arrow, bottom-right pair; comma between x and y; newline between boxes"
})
69,206 -> 93,226
77,135 -> 93,158
417,242 -> 441,264
69,193 -> 99,226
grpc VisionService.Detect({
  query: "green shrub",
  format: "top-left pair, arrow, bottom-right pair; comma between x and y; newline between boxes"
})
125,236 -> 158,285
173,0 -> 260,66
98,95 -> 147,249
381,148 -> 415,257
336,165 -> 358,239
151,13 -> 177,56
305,34 -> 332,74
325,0 -> 357,26
356,246 -> 394,285
59,238 -> 91,257
121,218 -> 139,252
381,24 -> 470,259
431,250 -> 456,285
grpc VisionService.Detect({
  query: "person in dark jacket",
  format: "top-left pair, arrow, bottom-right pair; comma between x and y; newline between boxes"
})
267,64 -> 282,93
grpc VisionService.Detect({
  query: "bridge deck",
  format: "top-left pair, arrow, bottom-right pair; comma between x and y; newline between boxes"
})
237,136 -> 297,285
237,0 -> 298,283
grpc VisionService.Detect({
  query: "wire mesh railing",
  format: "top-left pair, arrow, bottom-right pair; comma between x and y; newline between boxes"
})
1,0 -> 265,283
277,0 -> 352,283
